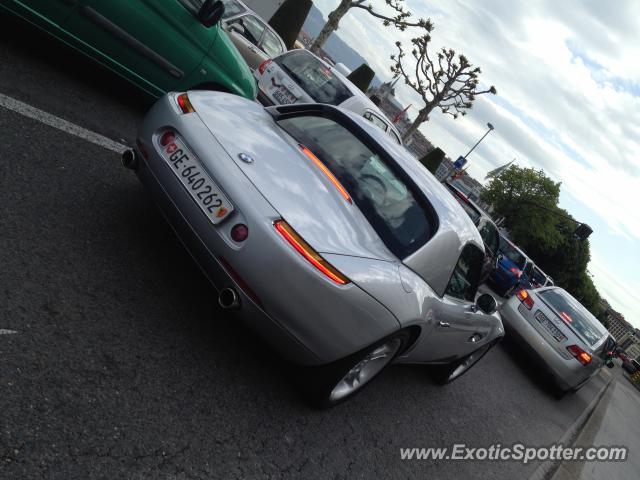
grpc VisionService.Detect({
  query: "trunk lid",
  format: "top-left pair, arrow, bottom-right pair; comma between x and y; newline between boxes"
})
188,91 -> 394,261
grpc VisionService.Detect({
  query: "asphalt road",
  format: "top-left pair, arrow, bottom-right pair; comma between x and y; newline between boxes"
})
0,17 -> 612,480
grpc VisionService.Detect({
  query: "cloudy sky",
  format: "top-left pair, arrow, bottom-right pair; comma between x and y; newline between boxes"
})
313,0 -> 640,326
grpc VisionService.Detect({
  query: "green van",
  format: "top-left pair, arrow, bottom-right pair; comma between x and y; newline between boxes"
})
0,0 -> 257,99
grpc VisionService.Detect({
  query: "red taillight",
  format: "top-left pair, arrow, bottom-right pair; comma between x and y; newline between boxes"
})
559,311 -> 573,324
300,144 -> 351,203
509,267 -> 522,278
516,289 -> 534,309
230,223 -> 249,243
274,220 -> 350,285
176,93 -> 195,113
567,345 -> 592,366
159,131 -> 176,147
258,59 -> 272,75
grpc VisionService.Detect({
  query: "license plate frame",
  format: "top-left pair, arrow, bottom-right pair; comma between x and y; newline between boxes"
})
272,86 -> 296,104
535,310 -> 566,342
160,137 -> 233,225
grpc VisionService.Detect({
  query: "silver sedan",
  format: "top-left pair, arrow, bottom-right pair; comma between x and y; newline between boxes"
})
124,91 -> 504,407
500,286 -> 615,393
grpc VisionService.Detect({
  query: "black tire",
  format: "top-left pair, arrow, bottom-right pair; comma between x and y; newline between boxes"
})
432,339 -> 498,385
299,330 -> 411,409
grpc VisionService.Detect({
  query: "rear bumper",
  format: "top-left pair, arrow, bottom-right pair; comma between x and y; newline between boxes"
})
132,93 -> 401,366
500,300 -> 597,390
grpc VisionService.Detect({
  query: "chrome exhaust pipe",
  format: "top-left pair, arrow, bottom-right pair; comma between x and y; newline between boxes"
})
218,287 -> 240,310
121,148 -> 139,171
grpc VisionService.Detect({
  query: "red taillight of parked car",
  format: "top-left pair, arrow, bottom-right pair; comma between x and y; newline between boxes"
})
274,220 -> 350,285
509,267 -> 522,278
516,289 -> 534,309
567,345 -> 592,366
176,93 -> 195,114
258,59 -> 272,75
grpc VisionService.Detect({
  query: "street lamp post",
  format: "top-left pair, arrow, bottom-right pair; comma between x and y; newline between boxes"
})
448,122 -> 494,181
464,122 -> 495,160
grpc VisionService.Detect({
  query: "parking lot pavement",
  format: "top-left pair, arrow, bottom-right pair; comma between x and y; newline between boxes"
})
552,369 -> 640,480
0,29 -> 621,480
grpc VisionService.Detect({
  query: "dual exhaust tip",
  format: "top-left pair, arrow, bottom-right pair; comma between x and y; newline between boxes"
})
121,148 -> 139,171
122,147 -> 240,312
218,287 -> 240,310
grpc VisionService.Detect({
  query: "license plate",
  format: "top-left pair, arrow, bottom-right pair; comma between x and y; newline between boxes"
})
535,311 -> 566,342
161,137 -> 233,224
272,86 -> 296,104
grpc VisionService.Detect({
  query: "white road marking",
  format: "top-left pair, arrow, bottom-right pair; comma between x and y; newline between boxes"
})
0,329 -> 18,335
0,92 -> 128,153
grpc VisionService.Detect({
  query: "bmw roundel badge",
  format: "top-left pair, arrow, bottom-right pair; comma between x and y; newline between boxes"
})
238,152 -> 254,164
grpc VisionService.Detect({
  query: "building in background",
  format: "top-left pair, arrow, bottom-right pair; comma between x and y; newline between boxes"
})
602,300 -> 634,342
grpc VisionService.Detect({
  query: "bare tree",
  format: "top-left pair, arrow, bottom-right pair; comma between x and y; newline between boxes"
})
391,34 -> 497,141
310,0 -> 432,54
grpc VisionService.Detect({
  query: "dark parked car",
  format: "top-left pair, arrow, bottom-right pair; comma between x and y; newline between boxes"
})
489,235 -> 534,296
444,183 -> 500,282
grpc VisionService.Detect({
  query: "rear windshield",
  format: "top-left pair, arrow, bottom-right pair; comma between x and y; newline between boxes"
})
538,289 -> 605,346
278,115 -> 434,258
276,51 -> 353,105
499,237 -> 526,269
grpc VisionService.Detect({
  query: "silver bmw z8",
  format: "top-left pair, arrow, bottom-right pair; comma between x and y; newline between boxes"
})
124,91 -> 504,407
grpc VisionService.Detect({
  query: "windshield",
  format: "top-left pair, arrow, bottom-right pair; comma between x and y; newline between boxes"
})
278,115 -> 435,258
220,0 -> 246,18
478,219 -> 499,254
499,237 -> 526,269
455,198 -> 482,225
538,289 -> 605,346
276,51 -> 353,105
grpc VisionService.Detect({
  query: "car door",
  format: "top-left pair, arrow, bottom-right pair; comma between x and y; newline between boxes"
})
411,244 -> 495,362
65,0 -> 217,94
17,0 -> 78,25
225,14 -> 267,70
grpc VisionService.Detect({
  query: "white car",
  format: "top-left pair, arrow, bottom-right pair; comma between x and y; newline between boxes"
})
254,49 -> 403,144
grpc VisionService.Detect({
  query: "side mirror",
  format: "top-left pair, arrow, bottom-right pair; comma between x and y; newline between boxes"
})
227,23 -> 246,35
476,293 -> 497,315
606,360 -> 615,369
198,0 -> 225,28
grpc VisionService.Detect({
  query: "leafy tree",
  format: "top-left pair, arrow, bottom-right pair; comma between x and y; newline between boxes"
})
269,0 -> 313,50
347,64 -> 375,92
481,165 -> 561,249
391,35 -> 497,141
310,0 -> 432,54
419,147 -> 445,175
481,165 -> 605,321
